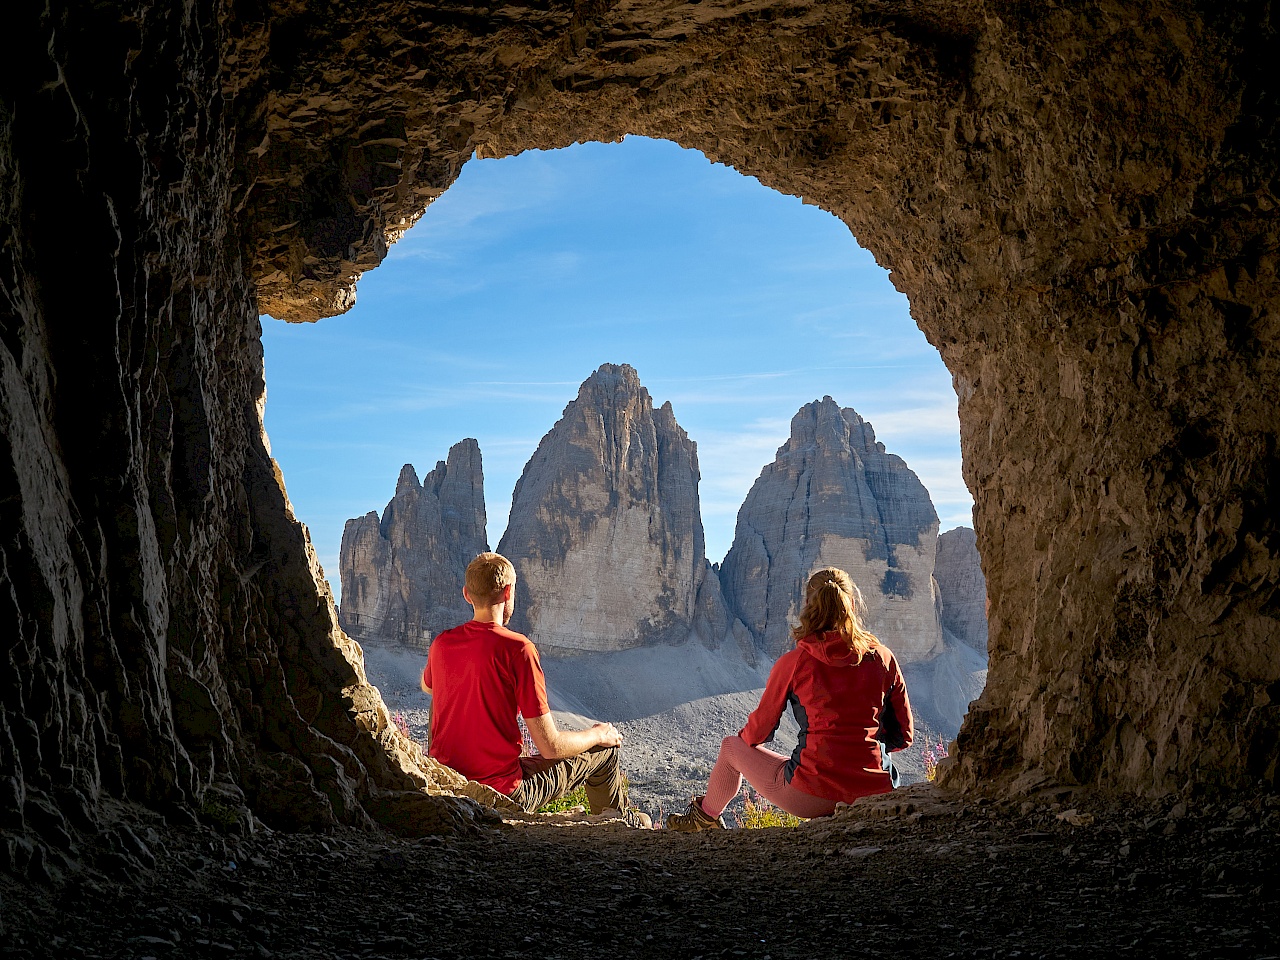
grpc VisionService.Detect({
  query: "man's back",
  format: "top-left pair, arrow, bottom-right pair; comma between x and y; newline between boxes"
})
424,619 -> 549,794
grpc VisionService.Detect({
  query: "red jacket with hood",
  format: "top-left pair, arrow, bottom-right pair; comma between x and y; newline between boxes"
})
740,631 -> 914,803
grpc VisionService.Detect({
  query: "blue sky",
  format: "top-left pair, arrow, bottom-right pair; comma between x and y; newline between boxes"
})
261,137 -> 972,602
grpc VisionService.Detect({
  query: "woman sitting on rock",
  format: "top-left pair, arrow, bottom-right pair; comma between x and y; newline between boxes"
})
666,567 -> 914,831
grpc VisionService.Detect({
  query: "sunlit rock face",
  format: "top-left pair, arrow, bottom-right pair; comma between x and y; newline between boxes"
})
498,364 -> 731,655
339,440 -> 488,647
721,398 -> 944,662
935,527 -> 989,656
3,0 -> 1277,866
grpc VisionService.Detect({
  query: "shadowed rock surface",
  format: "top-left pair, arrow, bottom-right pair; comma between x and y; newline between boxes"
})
1,0 -> 1277,880
5,789 -> 1277,959
498,363 -> 731,655
338,440 -> 488,648
935,525 -> 989,655
721,398 -> 943,661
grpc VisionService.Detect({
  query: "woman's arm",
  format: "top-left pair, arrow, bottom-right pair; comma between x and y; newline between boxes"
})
739,652 -> 796,746
886,652 -> 914,751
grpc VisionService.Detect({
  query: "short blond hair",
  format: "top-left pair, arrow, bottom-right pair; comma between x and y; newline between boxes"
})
465,552 -> 516,605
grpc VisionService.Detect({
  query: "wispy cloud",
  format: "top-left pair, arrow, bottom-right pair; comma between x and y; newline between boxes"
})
936,506 -> 977,533
903,455 -> 971,495
857,404 -> 961,446
265,438 -> 406,454
645,370 -> 794,386
262,322 -> 489,372
478,435 -> 553,453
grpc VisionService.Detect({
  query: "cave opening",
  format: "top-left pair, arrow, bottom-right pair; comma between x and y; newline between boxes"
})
261,135 -> 987,818
3,1 -> 1276,899
234,0 -> 1279,817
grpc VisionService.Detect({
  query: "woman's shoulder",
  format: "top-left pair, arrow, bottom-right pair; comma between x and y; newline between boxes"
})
857,641 -> 896,668
775,644 -> 805,665
873,642 -> 904,671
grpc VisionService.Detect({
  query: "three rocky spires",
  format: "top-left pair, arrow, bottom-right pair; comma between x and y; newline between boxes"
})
339,363 -> 987,732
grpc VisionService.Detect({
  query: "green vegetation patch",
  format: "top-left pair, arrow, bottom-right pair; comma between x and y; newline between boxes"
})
737,795 -> 803,829
537,784 -> 591,814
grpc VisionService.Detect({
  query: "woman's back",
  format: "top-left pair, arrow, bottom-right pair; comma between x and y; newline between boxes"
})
666,566 -> 915,832
742,630 -> 912,804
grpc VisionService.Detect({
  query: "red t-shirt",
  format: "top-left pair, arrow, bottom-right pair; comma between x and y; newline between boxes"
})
422,619 -> 550,795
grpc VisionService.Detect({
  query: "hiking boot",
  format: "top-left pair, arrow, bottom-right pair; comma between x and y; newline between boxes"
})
665,797 -> 726,833
602,807 -> 653,829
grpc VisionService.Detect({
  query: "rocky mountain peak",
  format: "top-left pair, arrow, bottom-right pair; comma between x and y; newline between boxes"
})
796,396 -> 880,454
580,361 -> 641,393
573,363 -> 649,427
498,364 -> 732,655
340,439 -> 489,647
395,463 -> 420,497
720,398 -> 941,660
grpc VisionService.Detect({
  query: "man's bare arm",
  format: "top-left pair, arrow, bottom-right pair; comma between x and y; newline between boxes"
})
524,712 -> 622,760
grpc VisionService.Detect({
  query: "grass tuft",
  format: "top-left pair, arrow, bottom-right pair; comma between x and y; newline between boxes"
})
736,791 -> 803,829
921,730 -> 949,782
537,784 -> 591,813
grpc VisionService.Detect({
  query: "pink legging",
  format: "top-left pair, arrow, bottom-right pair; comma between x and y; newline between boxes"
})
701,735 -> 837,820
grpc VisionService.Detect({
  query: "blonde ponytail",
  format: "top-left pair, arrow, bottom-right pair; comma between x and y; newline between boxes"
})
791,567 -> 879,661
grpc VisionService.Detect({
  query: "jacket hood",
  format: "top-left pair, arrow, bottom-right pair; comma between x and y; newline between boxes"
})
797,630 -> 863,667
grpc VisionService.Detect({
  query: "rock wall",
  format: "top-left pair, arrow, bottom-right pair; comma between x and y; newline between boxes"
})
935,527 -> 989,655
2,0 -> 1277,867
0,0 -> 485,871
498,364 -> 731,655
339,440 -> 488,647
721,399 -> 944,661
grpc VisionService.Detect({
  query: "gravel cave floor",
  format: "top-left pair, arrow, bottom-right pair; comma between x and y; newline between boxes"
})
4,786 -> 1277,960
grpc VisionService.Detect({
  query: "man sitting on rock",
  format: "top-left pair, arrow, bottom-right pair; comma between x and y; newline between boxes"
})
421,551 -> 649,826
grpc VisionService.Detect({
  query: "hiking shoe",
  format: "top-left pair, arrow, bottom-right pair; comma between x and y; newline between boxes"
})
665,797 -> 726,833
602,807 -> 653,829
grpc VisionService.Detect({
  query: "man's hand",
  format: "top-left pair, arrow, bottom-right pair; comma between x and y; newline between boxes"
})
525,713 -> 624,759
590,722 -> 622,748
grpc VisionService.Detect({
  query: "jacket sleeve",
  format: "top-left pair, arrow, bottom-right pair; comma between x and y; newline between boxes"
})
885,651 -> 914,752
739,652 -> 795,746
